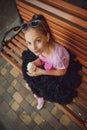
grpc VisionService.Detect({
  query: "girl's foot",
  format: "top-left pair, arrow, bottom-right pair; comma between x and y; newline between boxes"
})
24,83 -> 31,91
37,97 -> 45,110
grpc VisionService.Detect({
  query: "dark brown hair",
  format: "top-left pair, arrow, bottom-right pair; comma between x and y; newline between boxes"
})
26,14 -> 54,42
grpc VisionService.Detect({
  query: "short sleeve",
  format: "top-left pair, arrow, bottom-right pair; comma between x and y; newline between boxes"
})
53,45 -> 70,69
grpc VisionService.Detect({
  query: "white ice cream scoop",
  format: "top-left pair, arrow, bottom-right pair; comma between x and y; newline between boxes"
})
27,62 -> 36,73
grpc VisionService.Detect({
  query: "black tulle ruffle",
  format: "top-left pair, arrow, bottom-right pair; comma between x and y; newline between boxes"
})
22,50 -> 82,105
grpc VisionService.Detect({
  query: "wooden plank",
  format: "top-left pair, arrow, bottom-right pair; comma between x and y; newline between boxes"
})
39,0 -> 87,20
12,39 -> 26,52
67,103 -> 87,121
16,0 -> 87,39
0,52 -> 22,74
76,96 -> 87,110
3,46 -> 22,65
17,7 -> 87,66
7,42 -> 22,56
19,10 -> 87,48
55,103 -> 86,130
24,0 -> 87,29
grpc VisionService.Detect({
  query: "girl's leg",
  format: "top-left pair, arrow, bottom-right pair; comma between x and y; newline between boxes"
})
33,94 -> 45,110
24,83 -> 31,91
25,83 -> 45,110
37,97 -> 45,110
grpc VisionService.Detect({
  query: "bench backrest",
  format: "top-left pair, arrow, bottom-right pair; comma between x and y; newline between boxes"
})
16,0 -> 87,66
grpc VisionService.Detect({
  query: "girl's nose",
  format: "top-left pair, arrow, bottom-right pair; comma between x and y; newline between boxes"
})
32,44 -> 37,50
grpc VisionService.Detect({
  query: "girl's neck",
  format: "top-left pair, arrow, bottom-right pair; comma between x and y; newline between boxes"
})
42,42 -> 55,57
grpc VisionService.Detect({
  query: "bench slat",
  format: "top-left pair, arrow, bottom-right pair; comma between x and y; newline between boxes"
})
17,1 -> 87,39
17,3 -> 87,66
40,0 -> 87,20
12,39 -> 26,51
3,46 -> 22,64
0,52 -> 22,74
7,42 -> 22,56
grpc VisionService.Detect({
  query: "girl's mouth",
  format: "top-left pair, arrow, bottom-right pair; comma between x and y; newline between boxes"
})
33,50 -> 41,54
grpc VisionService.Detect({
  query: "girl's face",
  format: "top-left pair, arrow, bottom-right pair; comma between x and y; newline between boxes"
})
25,28 -> 49,56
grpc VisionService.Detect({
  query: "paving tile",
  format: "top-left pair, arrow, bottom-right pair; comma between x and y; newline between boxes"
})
57,125 -> 68,130
0,108 -> 17,130
45,102 -> 55,111
7,109 -> 17,121
31,98 -> 37,107
20,99 -> 29,110
4,63 -> 13,72
16,74 -> 24,81
9,98 -> 15,106
11,79 -> 18,87
0,75 -> 6,85
60,114 -> 71,126
16,106 -> 23,116
14,117 -> 22,128
0,68 -> 7,75
14,82 -> 21,91
18,122 -> 29,130
40,108 -> 60,129
40,108 -> 52,120
2,80 -> 10,89
11,101 -> 20,111
67,121 -> 82,130
21,79 -> 26,87
5,72 -> 14,84
33,113 -> 44,125
10,68 -> 19,78
13,92 -> 23,103
18,86 -> 29,98
51,106 -> 64,120
7,85 -> 16,96
0,85 -> 5,95
0,120 -> 7,130
27,120 -> 37,130
3,92 -> 12,104
40,121 -> 54,130
25,104 -> 35,116
0,56 -> 7,65
0,95 -> 4,103
0,101 -> 10,112
33,125 -> 41,130
31,111 -> 37,118
25,92 -> 35,104
20,111 -> 32,125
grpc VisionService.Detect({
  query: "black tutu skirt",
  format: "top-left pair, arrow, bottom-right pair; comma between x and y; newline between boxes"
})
22,50 -> 82,105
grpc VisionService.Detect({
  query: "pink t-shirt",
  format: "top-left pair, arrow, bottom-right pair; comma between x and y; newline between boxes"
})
39,43 -> 70,70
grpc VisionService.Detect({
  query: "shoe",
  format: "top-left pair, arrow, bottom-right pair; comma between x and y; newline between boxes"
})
37,97 -> 45,110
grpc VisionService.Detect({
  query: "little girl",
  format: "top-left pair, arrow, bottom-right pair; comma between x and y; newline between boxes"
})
22,14 -> 82,110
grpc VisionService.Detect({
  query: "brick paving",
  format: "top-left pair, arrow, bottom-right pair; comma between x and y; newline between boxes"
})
0,55 -> 82,130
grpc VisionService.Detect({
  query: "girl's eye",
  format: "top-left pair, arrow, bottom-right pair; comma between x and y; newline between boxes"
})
26,41 -> 31,45
36,39 -> 41,43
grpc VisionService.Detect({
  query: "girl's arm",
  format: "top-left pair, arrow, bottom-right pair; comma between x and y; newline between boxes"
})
27,67 -> 67,77
42,69 -> 67,76
32,58 -> 44,66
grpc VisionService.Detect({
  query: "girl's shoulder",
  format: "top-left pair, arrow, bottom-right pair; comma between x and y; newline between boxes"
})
54,43 -> 69,56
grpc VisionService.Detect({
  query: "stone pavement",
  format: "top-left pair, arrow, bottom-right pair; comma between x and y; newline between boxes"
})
0,55 -> 82,130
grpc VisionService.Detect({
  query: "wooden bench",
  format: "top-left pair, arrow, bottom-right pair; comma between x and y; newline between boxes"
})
0,0 -> 87,129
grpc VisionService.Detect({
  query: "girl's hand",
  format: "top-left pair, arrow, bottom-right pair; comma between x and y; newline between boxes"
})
27,67 -> 44,76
